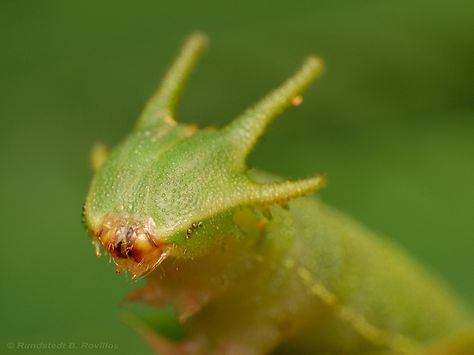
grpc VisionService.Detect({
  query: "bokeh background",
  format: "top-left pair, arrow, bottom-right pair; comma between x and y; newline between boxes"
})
1,1 -> 473,354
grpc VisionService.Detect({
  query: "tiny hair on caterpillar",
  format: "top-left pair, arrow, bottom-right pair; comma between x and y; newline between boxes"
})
83,33 -> 474,354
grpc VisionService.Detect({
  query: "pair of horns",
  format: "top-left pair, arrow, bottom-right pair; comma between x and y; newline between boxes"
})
136,33 -> 326,201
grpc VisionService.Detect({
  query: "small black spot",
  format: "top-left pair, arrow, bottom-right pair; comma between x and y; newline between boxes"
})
81,202 -> 87,228
115,240 -> 128,258
81,203 -> 86,219
185,229 -> 192,240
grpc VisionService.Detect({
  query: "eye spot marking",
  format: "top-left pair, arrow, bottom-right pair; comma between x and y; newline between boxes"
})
185,221 -> 203,240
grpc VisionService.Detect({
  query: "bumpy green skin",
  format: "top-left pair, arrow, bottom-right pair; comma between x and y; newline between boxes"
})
84,34 -> 473,354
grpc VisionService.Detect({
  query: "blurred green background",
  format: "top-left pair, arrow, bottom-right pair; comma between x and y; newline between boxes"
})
1,1 -> 473,354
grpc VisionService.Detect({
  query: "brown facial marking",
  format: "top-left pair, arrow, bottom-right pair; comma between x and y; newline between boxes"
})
128,237 -> 152,263
116,240 -> 128,258
145,233 -> 159,247
93,214 -> 167,277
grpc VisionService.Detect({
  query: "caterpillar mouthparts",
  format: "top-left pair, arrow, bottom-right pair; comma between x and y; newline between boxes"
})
93,213 -> 168,278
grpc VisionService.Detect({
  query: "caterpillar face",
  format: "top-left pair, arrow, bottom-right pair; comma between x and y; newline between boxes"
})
93,213 -> 167,277
83,33 -> 325,278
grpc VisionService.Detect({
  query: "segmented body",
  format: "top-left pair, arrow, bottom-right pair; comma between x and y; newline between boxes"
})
83,34 -> 473,354
130,181 -> 469,354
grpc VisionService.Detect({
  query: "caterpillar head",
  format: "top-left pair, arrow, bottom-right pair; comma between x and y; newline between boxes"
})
83,33 -> 325,279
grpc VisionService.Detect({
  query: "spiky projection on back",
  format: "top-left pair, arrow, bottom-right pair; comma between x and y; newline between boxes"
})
83,33 -> 325,278
83,34 -> 473,354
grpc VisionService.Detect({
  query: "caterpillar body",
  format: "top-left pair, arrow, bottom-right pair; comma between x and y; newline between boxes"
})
83,33 -> 473,354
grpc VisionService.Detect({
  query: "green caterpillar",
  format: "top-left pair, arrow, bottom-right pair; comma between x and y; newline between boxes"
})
83,33 -> 473,354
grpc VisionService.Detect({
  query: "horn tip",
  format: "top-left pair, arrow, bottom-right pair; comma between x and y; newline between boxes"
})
303,55 -> 325,75
186,31 -> 209,49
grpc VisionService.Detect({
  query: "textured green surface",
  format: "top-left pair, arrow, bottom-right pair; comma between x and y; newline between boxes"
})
1,1 -> 473,354
83,32 -> 472,353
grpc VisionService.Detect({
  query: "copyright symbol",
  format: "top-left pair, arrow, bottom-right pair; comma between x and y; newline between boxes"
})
6,342 -> 15,349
